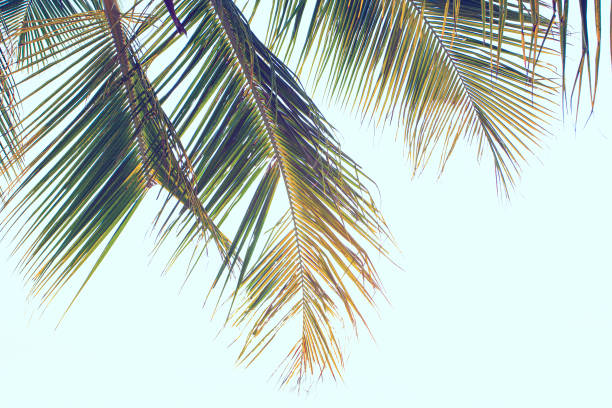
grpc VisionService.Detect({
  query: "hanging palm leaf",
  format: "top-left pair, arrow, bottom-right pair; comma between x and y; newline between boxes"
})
1,1 -> 231,307
0,0 -> 609,389
1,0 -> 390,387
250,0 -> 559,193
0,38 -> 20,180
138,0 -> 391,386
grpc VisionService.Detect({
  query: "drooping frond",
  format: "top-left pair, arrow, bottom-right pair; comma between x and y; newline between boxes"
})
2,0 -> 230,306
0,0 -> 95,65
0,33 -> 20,180
251,0 -> 559,192
0,0 -> 106,181
4,0 -> 605,391
139,0 -> 390,386
552,0 -> 611,112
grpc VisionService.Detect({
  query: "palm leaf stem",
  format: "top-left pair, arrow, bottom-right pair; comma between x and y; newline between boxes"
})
210,0 -> 313,377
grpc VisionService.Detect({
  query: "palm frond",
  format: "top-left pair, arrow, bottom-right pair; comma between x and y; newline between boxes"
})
2,1 -> 230,307
556,0 -> 609,113
0,0 -> 97,66
139,0 -> 390,386
0,37 -> 20,181
250,0 -> 560,192
0,0 -> 105,181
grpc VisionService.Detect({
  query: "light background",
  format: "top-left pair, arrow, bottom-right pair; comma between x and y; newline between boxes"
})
1,2 -> 611,407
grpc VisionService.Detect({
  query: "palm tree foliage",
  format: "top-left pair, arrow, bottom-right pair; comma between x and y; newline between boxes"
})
0,0 -> 608,387
256,0 -> 608,189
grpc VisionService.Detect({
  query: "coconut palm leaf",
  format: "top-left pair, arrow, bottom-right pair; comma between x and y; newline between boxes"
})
0,0 -> 96,65
138,0 -> 390,386
2,1 -> 231,306
0,0 -> 390,386
0,37 -> 19,180
557,0 -> 610,112
250,1 -> 561,192
0,1 -> 105,182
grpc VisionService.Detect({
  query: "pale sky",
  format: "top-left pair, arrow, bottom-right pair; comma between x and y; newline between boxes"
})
1,2 -> 611,407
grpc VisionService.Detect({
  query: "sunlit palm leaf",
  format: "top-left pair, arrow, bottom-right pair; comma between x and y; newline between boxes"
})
0,40 -> 19,180
139,0 -> 390,386
2,1 -> 230,306
252,0 -> 559,192
556,0 -> 610,112
0,0 -> 95,65
0,1 -> 105,182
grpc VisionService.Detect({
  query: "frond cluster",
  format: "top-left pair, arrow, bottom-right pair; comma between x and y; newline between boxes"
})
0,0 -> 607,388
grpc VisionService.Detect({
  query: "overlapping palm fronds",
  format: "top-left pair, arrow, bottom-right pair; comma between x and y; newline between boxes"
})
139,0 -> 390,386
0,0 -> 114,184
255,0 -> 610,190
253,0 -> 560,193
0,0 -> 95,63
0,34 -> 19,180
0,0 -> 609,389
0,0 -> 390,386
553,0 -> 610,112
1,0 -> 231,307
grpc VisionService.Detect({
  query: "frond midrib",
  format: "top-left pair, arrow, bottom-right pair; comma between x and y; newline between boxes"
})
102,0 -> 229,254
209,0 -> 310,280
209,0 -> 316,375
407,0 -> 509,144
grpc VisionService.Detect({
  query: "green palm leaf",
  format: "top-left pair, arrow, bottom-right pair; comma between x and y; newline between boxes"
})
0,1 -> 104,182
0,0 -> 95,64
139,0 -> 390,385
5,0 -> 607,390
0,0 -> 390,386
0,39 -> 20,180
252,0 -> 559,192
2,1 -> 230,307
